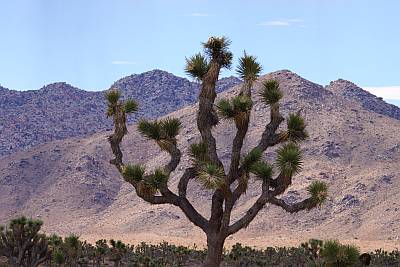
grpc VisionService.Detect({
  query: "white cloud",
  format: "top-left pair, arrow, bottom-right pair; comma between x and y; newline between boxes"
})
258,19 -> 304,27
185,13 -> 212,17
363,86 -> 400,100
111,61 -> 137,65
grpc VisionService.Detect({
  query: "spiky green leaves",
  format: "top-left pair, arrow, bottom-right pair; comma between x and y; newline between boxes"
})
236,52 -> 262,82
138,118 -> 181,141
287,113 -> 308,142
217,99 -> 235,119
320,240 -> 359,266
260,80 -> 283,105
146,168 -> 168,189
10,216 -> 43,229
189,142 -> 208,163
251,161 -> 273,182
160,118 -> 181,139
185,53 -> 209,81
105,90 -> 121,104
307,181 -> 328,205
138,120 -> 161,140
217,96 -> 252,120
123,165 -> 145,183
276,143 -> 302,177
123,166 -> 169,194
203,36 -> 233,68
124,99 -> 138,114
105,89 -> 138,117
233,95 -> 253,112
241,148 -> 263,171
197,163 -> 225,189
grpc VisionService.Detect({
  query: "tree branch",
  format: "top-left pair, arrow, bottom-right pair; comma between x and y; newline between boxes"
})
178,168 -> 196,198
268,196 -> 317,213
108,104 -> 127,171
255,103 -> 284,152
227,180 -> 269,236
227,81 -> 252,181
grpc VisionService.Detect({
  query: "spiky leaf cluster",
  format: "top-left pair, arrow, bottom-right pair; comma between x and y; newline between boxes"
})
105,90 -> 121,105
185,53 -> 209,81
217,99 -> 235,119
233,95 -> 253,113
307,181 -> 328,205
320,240 -> 359,266
160,118 -> 181,139
124,99 -> 138,114
189,142 -> 208,163
241,148 -> 263,171
138,120 -> 161,140
105,89 -> 138,117
217,96 -> 252,120
138,118 -> 181,141
146,168 -> 168,189
197,163 -> 225,189
251,161 -> 273,182
203,36 -> 233,68
276,143 -> 302,177
123,165 -> 145,183
287,113 -> 308,142
260,80 -> 283,105
236,52 -> 262,82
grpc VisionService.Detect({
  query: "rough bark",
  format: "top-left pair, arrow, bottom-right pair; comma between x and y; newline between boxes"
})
203,233 -> 226,267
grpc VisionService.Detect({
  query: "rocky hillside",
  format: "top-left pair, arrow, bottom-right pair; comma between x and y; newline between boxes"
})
0,70 -> 241,155
326,79 -> 400,120
0,70 -> 399,250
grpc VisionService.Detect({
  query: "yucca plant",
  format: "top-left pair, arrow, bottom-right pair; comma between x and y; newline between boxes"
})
124,99 -> 138,114
185,53 -> 209,81
320,240 -> 360,267
0,216 -> 51,267
251,161 -> 273,182
104,36 -> 328,267
197,163 -> 225,189
260,80 -> 283,105
123,164 -> 145,183
308,181 -> 328,206
241,148 -> 263,171
236,52 -> 262,82
286,112 -> 308,142
189,142 -> 209,163
276,143 -> 303,177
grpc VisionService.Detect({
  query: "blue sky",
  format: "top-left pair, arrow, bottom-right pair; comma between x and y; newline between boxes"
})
0,0 -> 399,105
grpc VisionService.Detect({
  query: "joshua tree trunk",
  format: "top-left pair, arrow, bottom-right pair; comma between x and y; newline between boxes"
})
104,37 -> 328,267
203,233 -> 225,267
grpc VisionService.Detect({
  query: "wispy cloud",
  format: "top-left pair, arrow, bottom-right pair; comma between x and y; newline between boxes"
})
363,86 -> 400,100
185,13 -> 213,17
258,19 -> 304,27
111,60 -> 137,65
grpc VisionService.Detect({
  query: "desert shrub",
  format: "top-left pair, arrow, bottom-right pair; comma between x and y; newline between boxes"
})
0,216 -> 50,267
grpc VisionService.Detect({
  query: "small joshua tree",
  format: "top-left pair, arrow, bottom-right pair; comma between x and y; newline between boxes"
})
0,216 -> 50,267
105,36 -> 328,267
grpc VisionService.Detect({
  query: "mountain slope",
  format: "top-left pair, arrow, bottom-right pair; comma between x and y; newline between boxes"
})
0,70 -> 241,155
326,79 -> 400,120
0,70 -> 399,250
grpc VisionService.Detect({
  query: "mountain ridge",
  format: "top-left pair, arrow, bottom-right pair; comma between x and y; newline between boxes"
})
0,70 -> 241,156
0,70 -> 399,250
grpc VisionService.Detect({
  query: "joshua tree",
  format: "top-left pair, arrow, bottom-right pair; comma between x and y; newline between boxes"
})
105,36 -> 328,267
0,216 -> 50,267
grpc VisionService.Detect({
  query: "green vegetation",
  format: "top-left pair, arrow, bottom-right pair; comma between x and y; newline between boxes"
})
0,218 -> 399,266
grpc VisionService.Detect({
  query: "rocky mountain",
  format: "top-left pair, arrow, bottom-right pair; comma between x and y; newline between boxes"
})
326,79 -> 400,120
0,70 -> 241,155
0,70 -> 399,250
